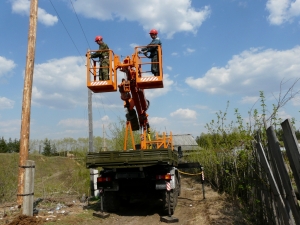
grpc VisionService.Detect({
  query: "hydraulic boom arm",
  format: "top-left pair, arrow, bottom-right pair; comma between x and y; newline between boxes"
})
86,45 -> 173,150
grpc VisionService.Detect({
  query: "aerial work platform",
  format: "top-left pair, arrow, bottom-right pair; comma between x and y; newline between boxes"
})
135,45 -> 163,89
86,45 -> 163,93
86,45 -> 165,150
86,49 -> 117,93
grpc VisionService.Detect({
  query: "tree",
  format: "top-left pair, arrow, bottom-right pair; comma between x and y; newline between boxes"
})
0,137 -> 7,153
51,143 -> 58,156
42,138 -> 52,156
108,118 -> 142,150
7,138 -> 20,153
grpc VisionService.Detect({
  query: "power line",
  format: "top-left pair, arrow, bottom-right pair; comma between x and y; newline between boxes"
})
50,0 -> 124,138
69,0 -> 91,50
49,0 -> 84,60
93,93 -> 125,119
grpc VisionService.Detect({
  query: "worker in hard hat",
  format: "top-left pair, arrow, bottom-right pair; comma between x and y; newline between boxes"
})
139,29 -> 162,76
91,35 -> 110,80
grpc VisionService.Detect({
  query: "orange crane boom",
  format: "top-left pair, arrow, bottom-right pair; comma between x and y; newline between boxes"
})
86,46 -> 173,150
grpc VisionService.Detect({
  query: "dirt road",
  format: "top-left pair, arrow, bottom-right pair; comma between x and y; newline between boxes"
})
1,176 -> 251,225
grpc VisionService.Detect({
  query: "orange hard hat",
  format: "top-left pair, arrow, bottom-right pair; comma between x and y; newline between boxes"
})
149,29 -> 158,35
95,36 -> 103,42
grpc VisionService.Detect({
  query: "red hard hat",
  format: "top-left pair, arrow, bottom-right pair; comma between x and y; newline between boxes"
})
95,36 -> 103,42
149,29 -> 158,35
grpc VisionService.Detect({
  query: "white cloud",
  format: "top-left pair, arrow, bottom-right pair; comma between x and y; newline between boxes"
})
38,8 -> 58,26
130,43 -> 139,48
186,48 -> 195,53
57,117 -> 112,132
144,74 -> 174,99
291,96 -> 300,106
0,97 -> 15,109
11,0 -> 58,26
266,0 -> 300,25
277,110 -> 293,120
0,119 -> 20,137
72,0 -> 211,38
0,56 -> 16,77
149,117 -> 168,125
58,116 -> 113,132
32,56 -> 87,109
184,47 -> 196,55
58,118 -> 87,128
240,96 -> 259,104
101,115 -> 110,122
194,104 -> 209,110
186,46 -> 300,95
170,108 -> 197,119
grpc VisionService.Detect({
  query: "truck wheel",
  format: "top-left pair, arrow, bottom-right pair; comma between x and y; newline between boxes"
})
177,175 -> 181,197
162,176 -> 179,215
103,191 -> 120,212
172,175 -> 180,208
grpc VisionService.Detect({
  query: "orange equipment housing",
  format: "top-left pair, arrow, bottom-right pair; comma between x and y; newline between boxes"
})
86,45 -> 173,151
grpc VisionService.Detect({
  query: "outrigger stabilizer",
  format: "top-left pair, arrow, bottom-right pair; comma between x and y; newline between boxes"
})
92,188 -> 110,219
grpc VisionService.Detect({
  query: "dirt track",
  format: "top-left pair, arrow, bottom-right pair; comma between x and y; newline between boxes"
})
1,176 -> 251,225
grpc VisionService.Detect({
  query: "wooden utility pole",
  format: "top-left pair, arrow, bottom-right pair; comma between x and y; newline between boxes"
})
17,0 -> 38,206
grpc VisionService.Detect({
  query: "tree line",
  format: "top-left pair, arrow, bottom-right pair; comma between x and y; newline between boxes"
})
0,119 -> 142,156
0,137 -> 20,153
195,128 -> 300,147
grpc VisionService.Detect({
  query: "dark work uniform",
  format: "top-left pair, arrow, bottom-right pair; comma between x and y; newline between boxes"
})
142,37 -> 162,76
91,42 -> 109,80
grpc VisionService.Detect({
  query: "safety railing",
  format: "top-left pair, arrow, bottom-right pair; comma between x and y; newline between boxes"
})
134,45 -> 164,89
141,132 -> 173,150
86,49 -> 117,93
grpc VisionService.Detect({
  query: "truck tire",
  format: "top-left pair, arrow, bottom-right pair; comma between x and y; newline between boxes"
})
103,191 -> 120,212
162,176 -> 179,215
174,175 -> 179,207
177,175 -> 181,197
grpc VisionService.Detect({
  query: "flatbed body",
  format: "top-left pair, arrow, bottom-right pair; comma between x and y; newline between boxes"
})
86,148 -> 179,169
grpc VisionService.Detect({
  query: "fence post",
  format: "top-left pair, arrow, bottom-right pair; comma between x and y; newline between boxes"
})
267,126 -> 300,224
22,160 -> 35,216
253,140 -> 278,224
281,119 -> 300,195
256,142 -> 293,225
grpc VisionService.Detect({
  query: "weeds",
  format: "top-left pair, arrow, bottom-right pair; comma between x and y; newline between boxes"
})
190,88 -> 299,224
0,153 -> 90,205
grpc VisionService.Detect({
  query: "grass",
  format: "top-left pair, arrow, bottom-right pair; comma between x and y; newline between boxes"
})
0,153 -> 91,205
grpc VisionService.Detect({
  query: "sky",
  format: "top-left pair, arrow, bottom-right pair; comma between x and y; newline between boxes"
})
1,0 -> 300,141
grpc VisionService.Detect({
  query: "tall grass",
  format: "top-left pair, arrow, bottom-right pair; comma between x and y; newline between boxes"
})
188,94 -> 297,223
0,153 -> 19,204
0,153 -> 90,205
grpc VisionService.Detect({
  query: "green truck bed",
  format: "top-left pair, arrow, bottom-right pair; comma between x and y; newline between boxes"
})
86,148 -> 179,169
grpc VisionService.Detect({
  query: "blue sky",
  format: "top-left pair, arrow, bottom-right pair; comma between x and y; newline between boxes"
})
1,0 -> 300,141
